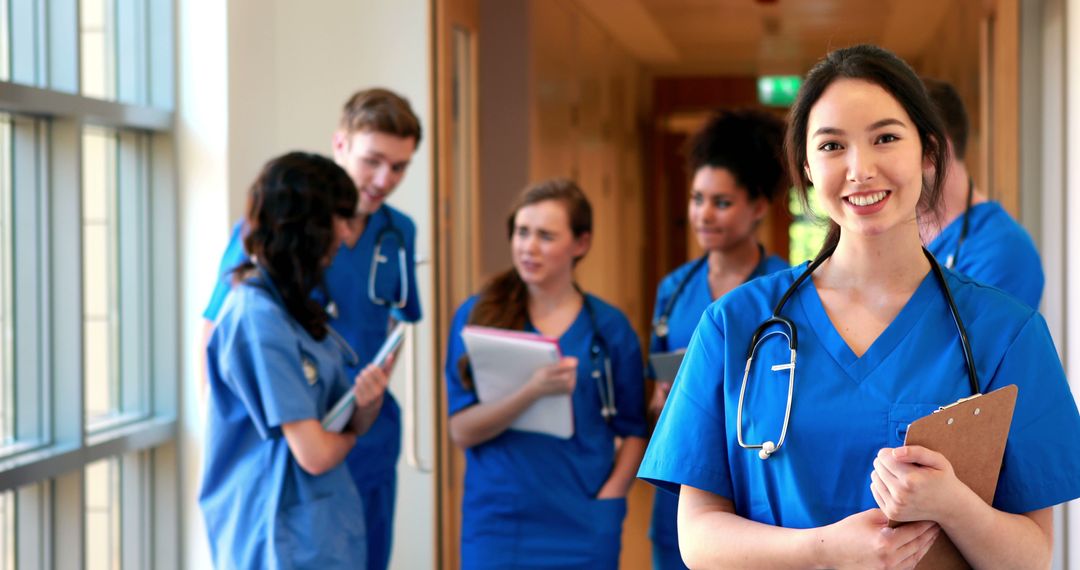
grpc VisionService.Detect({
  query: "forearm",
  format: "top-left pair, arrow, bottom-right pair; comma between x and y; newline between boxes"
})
347,399 -> 382,436
599,436 -> 646,497
678,491 -> 824,570
940,489 -> 1052,570
448,385 -> 540,448
282,419 -> 358,476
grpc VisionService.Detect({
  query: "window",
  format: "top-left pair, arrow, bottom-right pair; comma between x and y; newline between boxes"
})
80,0 -> 117,100
0,0 -> 178,566
85,458 -> 121,570
83,127 -> 120,424
788,186 -> 828,265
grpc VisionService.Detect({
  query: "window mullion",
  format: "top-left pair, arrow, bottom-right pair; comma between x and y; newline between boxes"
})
51,469 -> 82,568
11,116 -> 43,444
47,0 -> 80,94
49,118 -> 84,445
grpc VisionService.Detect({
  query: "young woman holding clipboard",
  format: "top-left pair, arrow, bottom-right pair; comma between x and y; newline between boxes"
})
444,179 -> 647,569
638,44 -> 1080,569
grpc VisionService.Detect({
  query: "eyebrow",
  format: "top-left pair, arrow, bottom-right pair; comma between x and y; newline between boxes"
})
811,118 -> 908,138
366,151 -> 411,168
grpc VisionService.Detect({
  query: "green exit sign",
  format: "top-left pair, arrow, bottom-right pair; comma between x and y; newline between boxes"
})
757,75 -> 802,107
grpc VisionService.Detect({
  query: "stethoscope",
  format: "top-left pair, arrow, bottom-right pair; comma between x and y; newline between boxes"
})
575,285 -> 618,422
653,244 -> 770,340
323,207 -> 410,319
943,178 -> 975,270
737,243 -> 980,460
254,264 -> 359,371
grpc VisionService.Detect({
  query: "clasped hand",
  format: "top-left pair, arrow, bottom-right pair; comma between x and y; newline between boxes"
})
870,445 -> 962,524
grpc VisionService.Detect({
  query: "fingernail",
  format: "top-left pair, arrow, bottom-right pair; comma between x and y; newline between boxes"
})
893,447 -> 908,458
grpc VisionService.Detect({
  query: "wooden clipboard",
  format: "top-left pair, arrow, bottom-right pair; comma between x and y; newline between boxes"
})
890,384 -> 1018,569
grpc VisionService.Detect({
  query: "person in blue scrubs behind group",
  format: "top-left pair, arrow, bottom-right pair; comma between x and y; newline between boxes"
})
203,89 -> 423,570
646,109 -> 790,570
920,78 -> 1044,309
639,44 -> 1080,569
445,179 -> 647,569
200,152 -> 391,568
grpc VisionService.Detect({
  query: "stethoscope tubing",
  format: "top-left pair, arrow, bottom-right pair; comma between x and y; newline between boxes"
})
737,243 -> 980,460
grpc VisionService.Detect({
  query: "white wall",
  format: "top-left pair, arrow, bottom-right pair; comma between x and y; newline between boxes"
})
177,1 -> 435,568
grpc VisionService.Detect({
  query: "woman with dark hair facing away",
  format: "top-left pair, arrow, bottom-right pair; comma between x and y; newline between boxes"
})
444,179 -> 647,569
200,152 -> 391,568
647,109 -> 790,570
638,44 -> 1080,569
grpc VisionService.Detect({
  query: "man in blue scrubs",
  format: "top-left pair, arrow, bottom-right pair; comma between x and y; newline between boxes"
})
922,78 -> 1044,308
203,88 -> 423,570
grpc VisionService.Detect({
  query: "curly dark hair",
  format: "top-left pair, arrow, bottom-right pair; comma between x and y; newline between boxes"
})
236,152 -> 358,340
685,109 -> 788,203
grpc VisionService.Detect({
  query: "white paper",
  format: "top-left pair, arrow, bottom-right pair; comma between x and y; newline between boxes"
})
461,326 -> 573,439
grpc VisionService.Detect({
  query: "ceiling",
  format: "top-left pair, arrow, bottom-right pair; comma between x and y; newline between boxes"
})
572,0 -> 958,76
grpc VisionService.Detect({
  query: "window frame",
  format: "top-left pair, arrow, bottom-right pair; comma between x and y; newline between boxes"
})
0,0 -> 178,566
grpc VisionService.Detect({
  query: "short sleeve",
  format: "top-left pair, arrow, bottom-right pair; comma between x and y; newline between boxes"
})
217,306 -> 321,438
960,243 -> 1043,310
391,214 -> 423,323
608,314 -> 647,438
988,313 -> 1080,513
638,308 -> 734,500
444,298 -> 479,415
203,221 -> 248,321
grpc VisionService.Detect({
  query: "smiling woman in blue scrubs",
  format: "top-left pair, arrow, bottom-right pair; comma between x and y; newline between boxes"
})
647,110 -> 790,570
445,179 -> 647,569
200,153 -> 391,568
638,44 -> 1080,569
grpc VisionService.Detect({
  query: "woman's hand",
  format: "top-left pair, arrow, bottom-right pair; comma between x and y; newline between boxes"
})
870,445 -> 963,524
525,357 -> 578,397
817,508 -> 939,569
350,359 -> 391,435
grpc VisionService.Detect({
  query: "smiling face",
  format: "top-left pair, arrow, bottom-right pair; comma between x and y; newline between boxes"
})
510,199 -> 591,289
804,78 -> 926,239
332,129 -> 417,216
688,166 -> 767,253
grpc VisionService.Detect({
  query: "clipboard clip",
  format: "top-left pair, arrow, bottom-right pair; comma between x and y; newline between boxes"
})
933,393 -> 984,413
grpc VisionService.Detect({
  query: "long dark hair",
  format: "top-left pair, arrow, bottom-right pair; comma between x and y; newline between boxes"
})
234,152 -> 357,340
458,178 -> 593,388
785,44 -> 949,255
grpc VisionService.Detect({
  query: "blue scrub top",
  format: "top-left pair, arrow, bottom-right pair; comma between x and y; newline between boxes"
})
200,273 -> 367,568
639,264 -> 1080,529
647,252 -> 788,551
928,201 -> 1044,309
445,294 -> 647,569
204,204 -> 422,490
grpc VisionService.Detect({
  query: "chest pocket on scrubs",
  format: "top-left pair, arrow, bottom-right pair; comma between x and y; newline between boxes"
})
888,403 -> 939,447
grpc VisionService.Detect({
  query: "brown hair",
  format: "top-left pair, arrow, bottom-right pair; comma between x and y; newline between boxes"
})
457,178 -> 592,389
234,152 -> 357,340
339,88 -> 423,146
923,78 -> 970,161
785,44 -> 949,256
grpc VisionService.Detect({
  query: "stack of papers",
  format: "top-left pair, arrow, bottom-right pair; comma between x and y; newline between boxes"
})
461,325 -> 574,439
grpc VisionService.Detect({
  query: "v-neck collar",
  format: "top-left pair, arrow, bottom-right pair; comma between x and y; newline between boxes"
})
794,266 -> 939,382
525,298 -> 590,343
342,206 -> 387,253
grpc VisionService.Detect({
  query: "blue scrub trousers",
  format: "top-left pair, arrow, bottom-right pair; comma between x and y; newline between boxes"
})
360,474 -> 397,570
